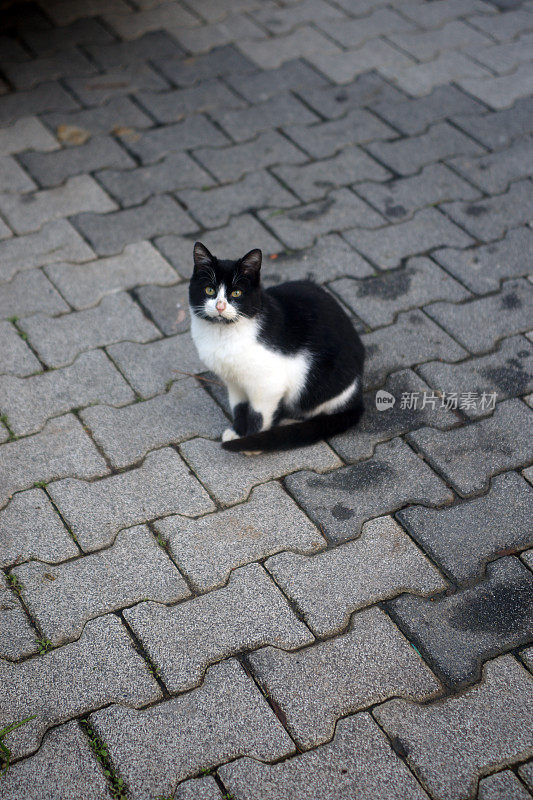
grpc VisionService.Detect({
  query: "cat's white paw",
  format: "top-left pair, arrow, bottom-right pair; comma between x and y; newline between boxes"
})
222,428 -> 238,443
242,449 -> 263,456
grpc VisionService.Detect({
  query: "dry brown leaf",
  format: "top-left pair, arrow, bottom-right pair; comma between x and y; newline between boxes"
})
56,124 -> 90,146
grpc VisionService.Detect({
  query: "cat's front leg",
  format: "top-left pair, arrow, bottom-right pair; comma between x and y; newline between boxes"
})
223,382 -> 247,441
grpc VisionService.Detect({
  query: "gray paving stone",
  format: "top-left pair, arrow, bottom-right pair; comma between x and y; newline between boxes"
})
0,154 -> 37,193
65,64 -> 169,107
330,368 -> 461,463
467,6 -> 533,39
156,481 -> 325,591
126,116 -> 228,164
448,174 -> 533,235
0,175 -> 116,235
266,514 -> 447,637
103,1 -> 198,40
449,137 -> 533,194
367,122 -> 485,177
344,209 -> 474,270
226,58 -> 327,104
388,19 -> 492,62
0,81 -> 78,126
433,227 -> 533,293
298,71 -> 405,120
21,17 -> 113,54
467,29 -> 533,72
193,129 -> 307,183
273,147 -> 390,203
45,0 -> 131,25
0,572 -> 37,660
15,525 -> 190,645
238,25 -> 341,71
125,563 -> 313,692
285,436 -> 453,542
478,770 -> 532,800
19,292 -> 159,368
370,85 -> 486,136
134,282 -> 190,335
418,335 -> 533,418
260,188 -> 384,250
174,777 -> 223,800
0,721 -> 111,800
160,13 -> 266,54
248,606 -> 441,748
0,220 -> 94,283
1,50 -> 96,91
0,115 -> 58,156
48,447 -> 215,552
426,278 -> 533,354
96,153 -> 214,207
154,44 -> 257,87
72,194 -> 198,257
42,96 -> 153,138
284,109 -> 396,160
319,8 -> 416,48
0,488 -> 78,569
518,761 -> 533,792
0,414 -> 108,510
251,0 -> 343,35
138,79 -> 245,124
210,93 -> 319,143
362,309 -> 469,388
178,170 -> 296,228
374,654 -> 533,800
453,96 -> 533,149
220,712 -> 430,800
0,350 -> 134,437
0,320 -> 42,377
307,39 -> 415,85
81,378 -> 228,468
91,661 -> 294,799
356,163 -> 480,223
389,555 -> 533,686
0,268 -> 68,320
19,136 -> 134,188
383,50 -> 492,96
107,333 -> 204,398
333,256 -> 470,327
180,435 -> 340,506
0,614 -> 160,761
408,399 -> 533,495
86,30 -> 183,69
44,241 -> 177,309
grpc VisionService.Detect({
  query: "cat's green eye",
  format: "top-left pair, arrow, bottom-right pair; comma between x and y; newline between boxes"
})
231,289 -> 242,298
205,287 -> 215,296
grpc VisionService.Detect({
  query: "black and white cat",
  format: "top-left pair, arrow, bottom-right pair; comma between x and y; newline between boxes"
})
188,241 -> 365,453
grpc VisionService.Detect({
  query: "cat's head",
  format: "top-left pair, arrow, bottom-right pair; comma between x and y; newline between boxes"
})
188,241 -> 262,324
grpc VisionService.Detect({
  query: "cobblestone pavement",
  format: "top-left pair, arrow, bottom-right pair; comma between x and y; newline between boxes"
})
0,0 -> 532,797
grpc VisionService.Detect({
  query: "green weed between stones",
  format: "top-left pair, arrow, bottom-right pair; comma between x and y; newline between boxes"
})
6,574 -> 22,596
82,721 -> 127,800
36,637 -> 53,655
0,716 -> 37,776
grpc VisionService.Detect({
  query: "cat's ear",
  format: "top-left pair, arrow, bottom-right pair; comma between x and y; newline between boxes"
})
240,248 -> 262,279
193,241 -> 215,272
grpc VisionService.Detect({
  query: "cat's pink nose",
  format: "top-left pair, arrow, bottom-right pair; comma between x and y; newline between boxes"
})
216,300 -> 226,312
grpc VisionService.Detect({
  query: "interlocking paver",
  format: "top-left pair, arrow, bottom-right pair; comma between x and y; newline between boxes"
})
400,0 -> 497,28
344,209 -> 474,269
81,378 -> 228,468
134,282 -> 190,335
448,137 -> 533,194
210,92 -> 319,143
248,606 -> 441,748
519,761 -> 533,793
0,115 -> 58,156
72,194 -> 198,256
389,556 -> 533,686
65,64 -> 170,106
0,320 -> 42,377
14,525 -> 190,645
48,447 -> 214,551
0,220 -> 94,284
308,39 -> 415,85
124,563 -> 313,692
285,436 -> 453,542
178,170 -> 295,228
298,71 -> 404,120
458,63 -> 533,109
266,515 -> 446,636
90,659 -> 295,799
174,777 -> 223,800
425,278 -> 533,353
219,713 -> 430,800
355,163 -> 480,222
381,50 -> 490,97
0,350 -> 134,436
418,334 -> 533,417
0,721 -> 111,800
103,1 -> 198,40
251,0 -> 343,35
155,481 -> 325,591
478,770 -> 532,800
154,44 -> 257,86
0,269 -> 68,320
107,333 -> 204,398
19,292 -> 159,368
42,96 -> 153,138
0,81 -> 78,126
361,309 -> 468,387
467,31 -> 533,74
374,655 -> 533,800
125,116 -> 228,164
21,17 -> 113,55
467,7 -> 533,41
433,227 -> 533,293
237,26 -> 341,70
453,96 -> 533,148
0,175 -> 116,235
0,155 -> 37,194
226,58 -> 327,103
180,436 -> 341,506
44,241 -> 177,309
137,79 -> 245,124
284,110 -> 396,160
96,152 -> 214,207
408,399 -> 533,495
86,30 -> 183,69
0,488 -> 78,569
0,573 -> 37,660
1,50 -> 95,91
388,20 -> 492,61
333,256 -> 470,327
44,0 -> 131,26
0,615 -> 160,760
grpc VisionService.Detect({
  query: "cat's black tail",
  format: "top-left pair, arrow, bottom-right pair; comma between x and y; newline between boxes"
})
221,400 -> 364,453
